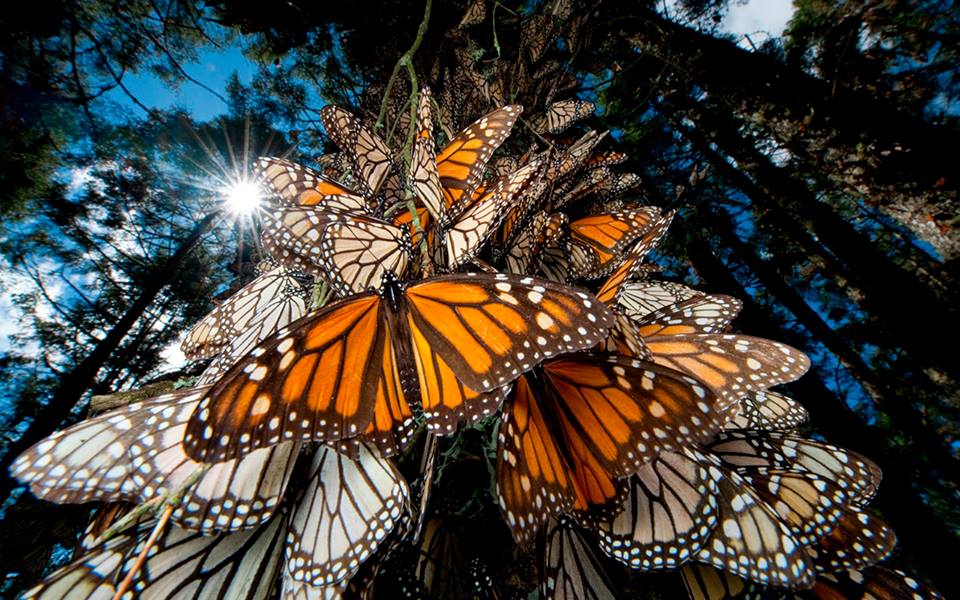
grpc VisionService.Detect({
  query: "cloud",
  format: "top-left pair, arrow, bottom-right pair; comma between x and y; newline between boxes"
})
723,0 -> 794,37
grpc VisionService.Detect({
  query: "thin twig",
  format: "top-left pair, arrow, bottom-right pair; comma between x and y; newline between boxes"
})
375,0 -> 433,134
111,505 -> 174,600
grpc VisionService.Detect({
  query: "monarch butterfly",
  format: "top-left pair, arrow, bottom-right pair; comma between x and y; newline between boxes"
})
262,208 -> 413,297
505,211 -> 567,276
594,213 -> 676,303
11,387 -> 298,534
320,106 -> 397,200
586,150 -> 629,168
256,157 -> 365,209
542,519 -> 618,600
286,445 -> 409,586
532,99 -> 596,135
22,511 -> 289,600
633,294 -> 743,337
641,334 -> 810,411
496,356 -> 723,543
568,208 -> 665,279
183,272 -> 614,462
681,563 -> 939,600
812,566 -> 944,600
725,390 -> 809,431
693,461 -> 815,588
423,96 -> 522,222
458,0 -> 486,28
705,431 -> 882,506
181,265 -> 309,361
414,516 -> 471,600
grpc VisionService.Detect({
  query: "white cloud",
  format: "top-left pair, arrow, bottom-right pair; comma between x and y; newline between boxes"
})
723,0 -> 795,39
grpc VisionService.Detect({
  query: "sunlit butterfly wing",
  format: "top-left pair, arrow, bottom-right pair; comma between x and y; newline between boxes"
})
634,295 -> 743,337
806,506 -> 895,573
11,388 -> 298,534
594,214 -> 676,304
618,281 -> 704,320
440,160 -> 542,269
435,105 -> 522,221
263,208 -> 411,296
285,445 -> 408,586
403,273 -> 614,393
706,432 -> 882,506
184,293 -> 388,462
409,89 -> 444,221
725,391 -> 809,431
22,513 -> 287,600
321,106 -> 394,199
595,449 -> 722,570
810,566 -> 944,600
541,520 -> 617,600
256,157 -> 365,209
182,267 -> 308,360
696,464 -> 814,588
644,334 -> 810,410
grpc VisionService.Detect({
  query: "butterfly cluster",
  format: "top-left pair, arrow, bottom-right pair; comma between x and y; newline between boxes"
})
10,92 -> 940,600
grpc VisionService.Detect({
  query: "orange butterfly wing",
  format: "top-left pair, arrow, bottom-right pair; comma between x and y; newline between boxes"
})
256,157 -> 361,206
541,356 -> 723,477
408,313 -> 509,433
496,374 -> 580,544
184,294 -> 388,462
435,106 -> 522,219
643,334 -> 811,409
403,273 -> 615,393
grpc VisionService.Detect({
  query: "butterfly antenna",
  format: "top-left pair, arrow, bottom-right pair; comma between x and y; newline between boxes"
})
111,504 -> 175,600
412,432 -> 440,542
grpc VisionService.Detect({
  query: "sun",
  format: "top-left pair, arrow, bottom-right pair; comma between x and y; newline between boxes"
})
223,179 -> 262,214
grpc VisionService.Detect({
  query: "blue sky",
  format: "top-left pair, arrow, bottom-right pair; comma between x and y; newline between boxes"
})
105,45 -> 260,121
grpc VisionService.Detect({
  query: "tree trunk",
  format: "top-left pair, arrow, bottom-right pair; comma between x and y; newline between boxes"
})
666,97 -> 960,384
